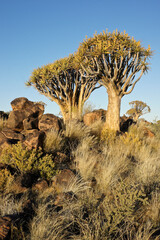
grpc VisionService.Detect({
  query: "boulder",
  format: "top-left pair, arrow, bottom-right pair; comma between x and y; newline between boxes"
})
0,111 -> 9,120
120,115 -> 134,132
11,97 -> 44,117
54,191 -> 77,206
83,109 -> 107,126
143,127 -> 155,138
11,97 -> 33,111
7,110 -> 27,131
0,216 -> 12,240
6,109 -> 37,131
52,169 -> 76,193
31,103 -> 44,119
32,180 -> 48,192
22,129 -> 45,149
38,114 -> 62,132
7,98 -> 45,131
23,117 -> 38,130
54,152 -> 68,164
1,128 -> 24,141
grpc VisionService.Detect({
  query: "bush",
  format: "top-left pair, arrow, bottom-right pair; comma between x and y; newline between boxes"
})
0,168 -> 14,192
102,180 -> 148,237
0,142 -> 57,180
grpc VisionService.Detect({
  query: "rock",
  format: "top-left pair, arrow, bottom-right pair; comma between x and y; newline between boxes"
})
143,127 -> 155,138
1,128 -> 24,141
38,114 -> 62,132
52,169 -> 76,193
54,152 -> 68,164
0,111 -> 9,120
7,98 -> 45,131
11,97 -> 32,111
83,109 -> 107,126
7,110 -> 27,131
23,118 -> 38,130
22,129 -> 45,149
32,180 -> 48,192
31,103 -> 44,119
54,191 -> 77,206
11,97 -> 44,117
0,216 -> 11,240
120,115 -> 134,132
11,97 -> 31,111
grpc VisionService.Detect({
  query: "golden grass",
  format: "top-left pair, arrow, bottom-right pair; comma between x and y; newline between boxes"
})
1,120 -> 160,239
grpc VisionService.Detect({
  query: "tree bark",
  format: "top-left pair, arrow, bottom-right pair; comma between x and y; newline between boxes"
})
105,84 -> 121,132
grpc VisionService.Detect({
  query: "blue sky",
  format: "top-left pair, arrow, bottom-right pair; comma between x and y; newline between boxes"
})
0,0 -> 160,121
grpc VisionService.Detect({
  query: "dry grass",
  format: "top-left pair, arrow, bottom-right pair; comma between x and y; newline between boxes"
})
0,192 -> 28,216
63,120 -> 90,141
43,129 -> 64,153
0,117 -> 7,131
1,119 -> 160,239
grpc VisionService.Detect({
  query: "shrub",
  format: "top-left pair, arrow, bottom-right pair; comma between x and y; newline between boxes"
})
100,128 -> 118,143
38,154 -> 58,180
102,180 -> 148,237
0,142 -> 57,180
0,168 -> 14,192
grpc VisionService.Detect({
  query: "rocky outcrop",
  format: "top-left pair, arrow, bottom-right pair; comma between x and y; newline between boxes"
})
0,97 -> 62,152
83,109 -> 107,126
7,97 -> 45,131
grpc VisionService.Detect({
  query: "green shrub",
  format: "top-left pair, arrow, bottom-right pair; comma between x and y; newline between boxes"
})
38,154 -> 58,180
102,180 -> 148,237
0,142 -> 57,180
0,168 -> 14,192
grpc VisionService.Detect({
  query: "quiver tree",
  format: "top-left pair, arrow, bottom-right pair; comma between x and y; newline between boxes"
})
126,100 -> 151,122
76,30 -> 152,131
26,55 -> 100,122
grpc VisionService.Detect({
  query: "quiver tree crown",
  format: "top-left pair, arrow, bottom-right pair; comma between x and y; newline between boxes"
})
75,29 -> 152,96
75,29 -> 152,131
26,55 -> 100,122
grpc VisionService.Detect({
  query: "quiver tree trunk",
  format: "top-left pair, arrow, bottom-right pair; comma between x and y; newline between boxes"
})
60,101 -> 84,123
105,84 -> 121,132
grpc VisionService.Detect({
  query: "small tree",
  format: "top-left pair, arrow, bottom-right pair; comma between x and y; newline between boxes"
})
76,30 -> 152,131
126,100 -> 151,121
26,55 -> 100,122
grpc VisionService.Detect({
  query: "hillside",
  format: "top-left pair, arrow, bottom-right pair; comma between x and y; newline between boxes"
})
0,98 -> 160,240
